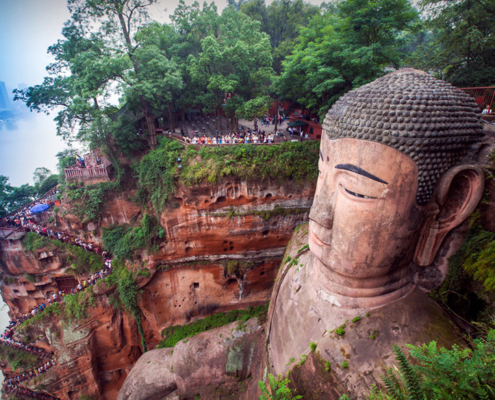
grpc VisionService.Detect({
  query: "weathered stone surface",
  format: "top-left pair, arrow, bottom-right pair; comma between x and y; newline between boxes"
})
1,176 -> 314,399
117,348 -> 176,400
119,319 -> 264,400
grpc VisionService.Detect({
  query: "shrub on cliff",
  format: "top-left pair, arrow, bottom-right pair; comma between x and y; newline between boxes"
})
0,344 -> 38,372
64,288 -> 96,324
105,259 -> 147,352
431,214 -> 495,324
180,140 -> 319,186
157,303 -> 269,348
22,233 -> 103,275
102,214 -> 164,260
134,137 -> 184,212
368,330 -> 495,399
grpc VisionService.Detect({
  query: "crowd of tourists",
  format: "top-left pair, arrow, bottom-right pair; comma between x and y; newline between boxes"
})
0,336 -> 53,359
6,359 -> 57,384
0,186 -> 116,400
3,383 -> 59,400
261,114 -> 285,126
185,130 -> 280,144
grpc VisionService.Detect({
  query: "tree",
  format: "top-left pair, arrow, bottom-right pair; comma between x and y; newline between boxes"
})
411,0 -> 495,86
16,0 -> 170,150
33,167 -> 52,187
274,0 -> 418,117
0,176 -> 13,217
188,7 -> 274,129
126,22 -> 184,132
241,0 -> 320,73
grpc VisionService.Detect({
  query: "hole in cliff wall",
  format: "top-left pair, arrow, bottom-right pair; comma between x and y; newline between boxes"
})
204,200 -> 210,204
193,282 -> 199,289
185,247 -> 192,254
262,230 -> 269,236
260,271 -> 265,276
265,193 -> 273,199
224,248 -> 228,251
238,195 -> 245,200
289,195 -> 293,198
230,246 -> 234,250
216,196 -> 227,203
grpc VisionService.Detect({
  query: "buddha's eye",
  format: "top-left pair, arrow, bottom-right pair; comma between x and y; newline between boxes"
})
342,185 -> 377,200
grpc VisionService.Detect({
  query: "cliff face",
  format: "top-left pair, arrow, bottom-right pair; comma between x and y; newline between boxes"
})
0,176 -> 315,400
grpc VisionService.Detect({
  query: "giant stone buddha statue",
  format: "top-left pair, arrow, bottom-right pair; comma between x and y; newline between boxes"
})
267,68 -> 485,394
119,69 -> 485,400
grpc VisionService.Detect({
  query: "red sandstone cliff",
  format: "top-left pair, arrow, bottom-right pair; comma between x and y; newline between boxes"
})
0,176 -> 315,400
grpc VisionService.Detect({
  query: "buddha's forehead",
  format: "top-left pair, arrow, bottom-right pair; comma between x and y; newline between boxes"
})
320,136 -> 418,190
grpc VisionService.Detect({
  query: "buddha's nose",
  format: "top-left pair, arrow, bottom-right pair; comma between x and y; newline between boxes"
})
309,181 -> 334,229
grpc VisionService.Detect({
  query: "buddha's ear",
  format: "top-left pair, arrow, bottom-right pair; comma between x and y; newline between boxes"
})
414,165 -> 485,266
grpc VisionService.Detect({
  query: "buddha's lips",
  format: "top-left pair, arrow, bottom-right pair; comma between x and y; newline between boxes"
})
310,230 -> 331,248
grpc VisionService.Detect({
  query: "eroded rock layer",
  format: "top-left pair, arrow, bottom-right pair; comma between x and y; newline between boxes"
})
0,176 -> 315,400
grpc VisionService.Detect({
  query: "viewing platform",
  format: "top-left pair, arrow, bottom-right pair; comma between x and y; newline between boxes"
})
64,149 -> 112,184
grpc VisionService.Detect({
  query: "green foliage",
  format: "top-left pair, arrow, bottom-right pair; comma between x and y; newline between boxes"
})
134,137 -> 185,212
275,0 -> 418,117
222,260 -> 254,277
0,175 -> 35,217
0,344 -> 38,372
24,273 -> 36,284
240,0 -> 320,73
136,268 -> 151,278
310,341 -> 317,352
23,232 -> 103,275
66,184 -> 107,223
17,303 -> 62,337
259,373 -> 302,400
22,232 -> 51,252
157,303 -> 269,348
297,244 -> 309,254
64,288 -> 96,324
336,324 -> 346,336
352,316 -> 361,323
431,216 -> 495,324
413,0 -> 495,86
102,214 -> 164,260
370,332 -> 495,399
325,360 -> 332,372
105,260 -> 147,352
341,360 -> 349,369
212,206 -> 310,221
181,141 -> 319,186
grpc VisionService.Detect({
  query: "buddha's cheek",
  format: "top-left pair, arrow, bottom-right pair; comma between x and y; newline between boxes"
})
328,197 -> 410,277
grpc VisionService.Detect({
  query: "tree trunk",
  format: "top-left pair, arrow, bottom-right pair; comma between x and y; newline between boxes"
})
144,112 -> 157,148
114,3 -> 158,147
167,101 -> 175,132
274,99 -> 279,131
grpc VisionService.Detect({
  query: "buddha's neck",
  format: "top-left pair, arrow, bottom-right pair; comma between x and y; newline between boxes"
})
310,255 -> 414,309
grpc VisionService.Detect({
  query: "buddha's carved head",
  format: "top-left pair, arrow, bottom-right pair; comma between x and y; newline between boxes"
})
308,69 -> 485,305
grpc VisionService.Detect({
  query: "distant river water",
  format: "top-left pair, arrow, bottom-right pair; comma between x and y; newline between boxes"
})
0,112 -> 66,186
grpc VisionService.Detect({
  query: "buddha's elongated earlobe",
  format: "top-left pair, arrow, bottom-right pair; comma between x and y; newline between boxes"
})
414,165 -> 485,266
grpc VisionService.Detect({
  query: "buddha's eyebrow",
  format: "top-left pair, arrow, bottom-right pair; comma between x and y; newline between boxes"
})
335,164 -> 388,184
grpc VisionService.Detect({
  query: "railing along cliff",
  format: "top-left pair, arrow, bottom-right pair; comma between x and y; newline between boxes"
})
64,165 -> 109,180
